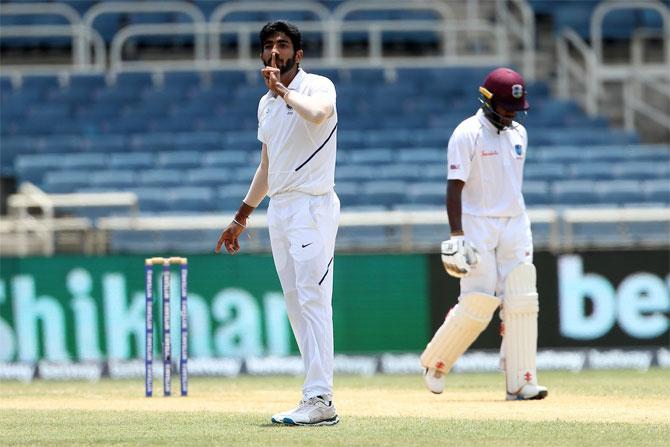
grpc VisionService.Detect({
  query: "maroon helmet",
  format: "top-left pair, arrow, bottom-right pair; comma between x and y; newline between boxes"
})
479,67 -> 529,112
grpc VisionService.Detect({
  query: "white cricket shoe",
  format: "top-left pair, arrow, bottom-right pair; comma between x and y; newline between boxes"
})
423,368 -> 445,394
506,384 -> 548,401
272,395 -> 339,426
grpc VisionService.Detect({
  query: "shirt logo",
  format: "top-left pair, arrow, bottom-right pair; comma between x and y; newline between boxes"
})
481,150 -> 498,157
449,164 -> 460,170
514,144 -> 524,156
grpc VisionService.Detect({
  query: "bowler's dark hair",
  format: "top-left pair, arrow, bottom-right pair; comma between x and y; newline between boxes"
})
259,21 -> 302,52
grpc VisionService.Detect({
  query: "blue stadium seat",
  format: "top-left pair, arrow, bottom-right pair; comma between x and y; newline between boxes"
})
552,180 -> 600,205
217,183 -> 253,211
163,71 -> 203,92
138,169 -> 184,186
157,150 -> 203,169
407,182 -> 443,206
21,75 -> 60,92
14,154 -> 67,183
421,164 -> 446,181
202,150 -> 250,167
172,132 -> 222,151
62,152 -> 108,170
42,170 -> 91,193
41,135 -> 86,153
88,135 -> 127,153
361,180 -> 408,207
169,186 -> 215,212
376,163 -> 423,181
644,180 -> 670,203
90,170 -> 137,189
335,165 -> 377,181
132,187 -> 172,213
0,76 -> 13,92
209,70 -> 249,87
348,148 -> 395,164
186,167 -> 231,186
614,161 -> 669,180
570,162 -> 616,180
130,133 -> 177,151
110,152 -> 155,169
396,147 -> 445,164
231,165 -> 258,183
535,146 -> 585,164
335,181 -> 362,207
524,163 -> 568,181
112,72 -> 154,91
523,181 -> 551,206
69,73 -> 106,91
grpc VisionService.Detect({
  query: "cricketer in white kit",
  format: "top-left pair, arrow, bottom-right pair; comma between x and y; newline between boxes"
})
215,21 -> 339,426
420,67 -> 548,401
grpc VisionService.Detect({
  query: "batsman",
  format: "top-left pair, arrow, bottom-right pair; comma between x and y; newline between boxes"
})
421,67 -> 548,401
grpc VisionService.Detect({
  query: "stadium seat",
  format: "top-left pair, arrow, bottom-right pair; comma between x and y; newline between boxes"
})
361,180 -> 408,207
595,180 -> 646,205
348,148 -> 395,164
90,170 -> 137,189
157,150 -> 203,169
552,180 -> 600,204
42,170 -> 91,193
644,180 -> 670,203
169,186 -> 215,213
407,182 -> 444,206
217,183 -> 254,211
375,163 -> 423,181
110,152 -> 155,169
138,169 -> 185,186
570,162 -> 616,180
186,167 -> 231,186
334,181 -> 361,208
523,181 -> 551,206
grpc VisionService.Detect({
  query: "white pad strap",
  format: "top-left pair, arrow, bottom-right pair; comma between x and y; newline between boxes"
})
502,263 -> 540,394
420,293 -> 501,373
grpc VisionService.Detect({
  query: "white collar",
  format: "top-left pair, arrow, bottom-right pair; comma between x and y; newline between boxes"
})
287,68 -> 306,90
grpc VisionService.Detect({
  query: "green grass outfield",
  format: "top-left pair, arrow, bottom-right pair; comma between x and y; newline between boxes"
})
2,369 -> 669,446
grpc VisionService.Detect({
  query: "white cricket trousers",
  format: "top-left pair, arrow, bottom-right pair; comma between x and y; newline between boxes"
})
460,212 -> 533,299
268,190 -> 340,399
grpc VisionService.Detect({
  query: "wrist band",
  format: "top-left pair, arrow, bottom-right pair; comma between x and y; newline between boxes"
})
233,218 -> 246,228
282,89 -> 291,100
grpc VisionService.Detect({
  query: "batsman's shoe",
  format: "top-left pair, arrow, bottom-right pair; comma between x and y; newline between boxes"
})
423,368 -> 445,394
271,406 -> 298,424
506,384 -> 548,401
277,396 -> 339,426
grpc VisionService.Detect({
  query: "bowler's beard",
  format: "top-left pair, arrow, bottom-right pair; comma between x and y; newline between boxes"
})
265,56 -> 296,75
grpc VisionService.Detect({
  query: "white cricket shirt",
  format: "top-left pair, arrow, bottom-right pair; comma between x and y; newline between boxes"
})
447,109 -> 528,217
257,68 -> 338,197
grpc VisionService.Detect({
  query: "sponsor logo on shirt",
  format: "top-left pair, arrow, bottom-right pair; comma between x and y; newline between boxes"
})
514,144 -> 524,156
481,150 -> 498,157
449,164 -> 460,170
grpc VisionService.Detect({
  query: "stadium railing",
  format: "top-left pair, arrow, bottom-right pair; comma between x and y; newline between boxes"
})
5,182 -> 139,256
0,1 -> 107,72
0,0 -> 535,75
556,0 -> 670,136
3,183 -> 669,257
